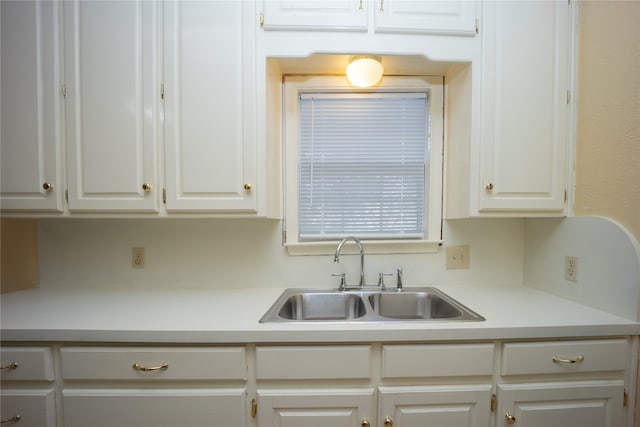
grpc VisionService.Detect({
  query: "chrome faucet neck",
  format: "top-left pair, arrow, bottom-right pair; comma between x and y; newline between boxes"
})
333,236 -> 365,288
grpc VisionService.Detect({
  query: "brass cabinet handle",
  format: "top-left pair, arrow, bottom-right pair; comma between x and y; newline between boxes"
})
0,362 -> 18,371
384,416 -> 393,427
552,355 -> 585,364
505,413 -> 516,424
485,182 -> 494,190
141,183 -> 152,192
42,182 -> 54,192
361,419 -> 370,427
243,183 -> 252,191
1,414 -> 22,424
132,362 -> 168,372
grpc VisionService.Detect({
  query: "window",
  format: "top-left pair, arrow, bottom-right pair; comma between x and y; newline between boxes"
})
284,76 -> 444,255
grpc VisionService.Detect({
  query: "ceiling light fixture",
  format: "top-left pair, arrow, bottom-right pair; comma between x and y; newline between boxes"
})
346,55 -> 383,88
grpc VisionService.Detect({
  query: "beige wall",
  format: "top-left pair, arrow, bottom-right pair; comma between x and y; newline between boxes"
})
0,219 -> 39,293
575,0 -> 640,243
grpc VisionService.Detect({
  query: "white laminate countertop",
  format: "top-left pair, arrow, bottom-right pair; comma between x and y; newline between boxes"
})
1,286 -> 638,343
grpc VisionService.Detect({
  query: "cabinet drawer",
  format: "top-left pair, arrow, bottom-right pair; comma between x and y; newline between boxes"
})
0,389 -> 56,427
63,389 -> 245,427
256,345 -> 371,379
382,344 -> 495,378
501,339 -> 628,376
0,347 -> 54,381
61,347 -> 246,381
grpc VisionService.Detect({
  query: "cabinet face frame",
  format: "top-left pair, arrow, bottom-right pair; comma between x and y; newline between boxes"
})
0,0 -> 64,212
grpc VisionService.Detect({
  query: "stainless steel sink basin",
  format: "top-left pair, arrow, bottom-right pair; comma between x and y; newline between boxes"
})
368,291 -> 463,319
276,292 -> 367,320
260,287 -> 484,323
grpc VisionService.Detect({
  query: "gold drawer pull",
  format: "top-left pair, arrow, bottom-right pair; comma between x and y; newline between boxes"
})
132,362 -> 168,372
552,355 -> 585,364
1,414 -> 22,424
0,362 -> 18,371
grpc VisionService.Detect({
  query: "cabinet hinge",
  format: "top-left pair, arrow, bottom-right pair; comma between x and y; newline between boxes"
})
162,188 -> 167,204
624,389 -> 628,407
160,84 -> 165,100
564,189 -> 567,203
566,90 -> 571,104
251,398 -> 258,418
490,394 -> 497,412
475,18 -> 480,34
61,83 -> 66,98
64,189 -> 69,204
259,12 -> 264,28
281,218 -> 287,245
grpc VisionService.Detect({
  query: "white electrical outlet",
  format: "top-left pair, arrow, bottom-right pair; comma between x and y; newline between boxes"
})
132,247 -> 145,269
565,256 -> 577,282
446,245 -> 470,270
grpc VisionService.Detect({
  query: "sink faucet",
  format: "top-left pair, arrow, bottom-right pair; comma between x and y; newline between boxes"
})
333,236 -> 365,290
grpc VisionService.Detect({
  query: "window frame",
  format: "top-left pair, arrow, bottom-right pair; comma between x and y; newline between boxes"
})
283,75 -> 444,255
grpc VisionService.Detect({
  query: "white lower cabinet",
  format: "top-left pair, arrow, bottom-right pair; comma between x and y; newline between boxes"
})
379,385 -> 492,427
59,346 -> 247,427
0,347 -> 56,426
256,344 -> 494,427
1,338 -> 634,426
62,389 -> 245,427
258,389 -> 375,427
496,381 -> 624,427
0,389 -> 56,427
497,339 -> 630,427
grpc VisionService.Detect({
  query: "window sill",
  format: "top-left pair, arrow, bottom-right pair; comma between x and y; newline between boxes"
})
285,239 -> 442,256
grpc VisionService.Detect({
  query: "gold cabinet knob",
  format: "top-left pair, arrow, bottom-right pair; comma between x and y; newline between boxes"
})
243,183 -> 252,191
485,182 -> 494,190
42,182 -> 54,192
142,183 -> 152,192
361,419 -> 370,427
384,416 -> 393,427
505,413 -> 516,424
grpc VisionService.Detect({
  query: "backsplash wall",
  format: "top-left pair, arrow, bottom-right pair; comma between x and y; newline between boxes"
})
37,218 -> 525,290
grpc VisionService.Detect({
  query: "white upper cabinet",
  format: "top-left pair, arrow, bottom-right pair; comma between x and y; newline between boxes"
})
263,0 -> 368,31
262,0 -> 477,36
63,0 -> 159,212
477,0 -> 571,214
163,0 -> 257,212
1,1 -> 63,212
374,0 -> 477,36
446,0 -> 573,218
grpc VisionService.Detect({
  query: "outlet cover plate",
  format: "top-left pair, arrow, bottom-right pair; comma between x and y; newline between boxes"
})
446,245 -> 470,270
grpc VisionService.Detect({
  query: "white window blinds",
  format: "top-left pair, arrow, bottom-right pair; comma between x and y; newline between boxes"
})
298,92 -> 429,240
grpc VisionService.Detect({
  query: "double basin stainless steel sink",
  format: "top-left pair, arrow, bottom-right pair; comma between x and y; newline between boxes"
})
260,287 -> 484,323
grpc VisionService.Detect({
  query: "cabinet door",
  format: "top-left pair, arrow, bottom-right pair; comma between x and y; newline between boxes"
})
0,389 -> 56,427
257,389 -> 375,427
374,0 -> 477,36
379,385 -> 492,427
497,381 -> 624,427
478,1 -> 570,214
64,0 -> 159,212
63,389 -> 245,427
262,0 -> 368,31
1,1 -> 63,212
164,0 -> 257,212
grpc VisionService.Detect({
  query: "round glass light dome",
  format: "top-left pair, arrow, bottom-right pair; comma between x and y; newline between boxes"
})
346,56 -> 383,87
